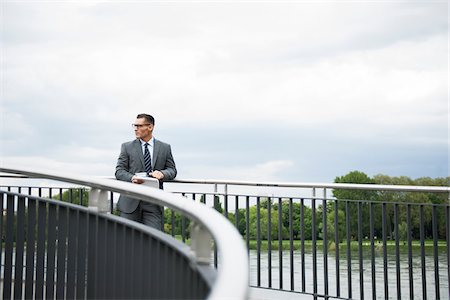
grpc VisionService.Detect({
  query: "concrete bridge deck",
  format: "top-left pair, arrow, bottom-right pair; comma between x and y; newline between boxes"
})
249,287 -> 313,300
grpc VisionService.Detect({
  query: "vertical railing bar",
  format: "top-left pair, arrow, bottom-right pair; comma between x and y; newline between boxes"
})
171,209 -> 175,237
419,205 -> 427,300
138,231 -> 145,299
86,214 -> 97,299
110,191 -> 114,213
432,205 -> 440,299
235,195 -> 239,229
142,234 -> 150,299
35,200 -> 47,299
156,242 -> 162,299
132,228 -> 139,299
323,189 -> 328,298
268,196 -> 272,288
3,194 -> 15,299
98,218 -> 107,299
370,202 -> 376,300
358,201 -> 363,300
111,222 -> 119,298
224,184 -> 228,219
213,237 -> 218,270
300,198 -> 305,292
59,188 -> 63,201
14,195 -> 26,300
246,196 -> 250,256
165,246 -> 172,299
334,198 -> 340,297
66,209 -> 78,299
394,204 -> 401,299
76,211 -> 88,300
181,193 -> 186,243
256,196 -> 261,287
289,197 -> 294,291
382,203 -> 388,299
345,200 -> 352,299
69,188 -> 73,203
214,185 -> 219,268
120,224 -> 128,299
312,189 -> 317,299
407,204 -> 414,299
80,188 -> 84,206
25,198 -> 37,300
278,197 -> 283,290
56,205 -> 68,300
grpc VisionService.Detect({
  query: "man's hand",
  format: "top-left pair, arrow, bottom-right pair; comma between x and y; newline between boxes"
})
151,170 -> 164,180
131,175 -> 145,184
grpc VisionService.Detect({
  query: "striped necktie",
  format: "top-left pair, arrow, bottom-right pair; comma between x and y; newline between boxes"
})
144,143 -> 152,174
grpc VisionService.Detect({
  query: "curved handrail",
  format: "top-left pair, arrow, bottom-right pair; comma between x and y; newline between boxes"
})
0,167 -> 249,300
171,178 -> 450,193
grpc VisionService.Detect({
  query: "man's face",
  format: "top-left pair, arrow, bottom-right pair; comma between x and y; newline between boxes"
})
133,118 -> 153,140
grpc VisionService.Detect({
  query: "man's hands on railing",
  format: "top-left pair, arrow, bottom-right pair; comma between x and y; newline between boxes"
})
131,176 -> 145,184
132,171 -> 164,184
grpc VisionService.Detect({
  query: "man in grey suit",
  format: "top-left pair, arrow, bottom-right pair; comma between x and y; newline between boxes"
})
115,113 -> 177,230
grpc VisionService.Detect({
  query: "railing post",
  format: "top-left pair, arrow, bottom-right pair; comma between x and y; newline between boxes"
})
190,221 -> 212,265
88,188 -> 110,213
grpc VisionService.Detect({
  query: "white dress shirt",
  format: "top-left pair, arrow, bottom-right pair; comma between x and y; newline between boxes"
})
140,137 -> 154,159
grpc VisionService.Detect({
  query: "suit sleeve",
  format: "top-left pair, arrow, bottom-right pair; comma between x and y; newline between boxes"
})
115,143 -> 134,182
160,145 -> 177,181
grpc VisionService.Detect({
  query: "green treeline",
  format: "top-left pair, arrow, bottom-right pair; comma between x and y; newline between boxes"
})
217,171 -> 449,242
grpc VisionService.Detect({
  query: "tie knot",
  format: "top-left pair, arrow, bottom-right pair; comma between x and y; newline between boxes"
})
144,143 -> 149,147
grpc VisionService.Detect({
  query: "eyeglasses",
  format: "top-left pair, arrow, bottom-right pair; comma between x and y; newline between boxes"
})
131,123 -> 151,129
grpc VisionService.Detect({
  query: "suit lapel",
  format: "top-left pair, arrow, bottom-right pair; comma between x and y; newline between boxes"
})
134,139 -> 145,169
152,139 -> 160,169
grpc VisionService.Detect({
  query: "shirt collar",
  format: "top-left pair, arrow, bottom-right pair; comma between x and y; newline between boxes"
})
140,137 -> 154,147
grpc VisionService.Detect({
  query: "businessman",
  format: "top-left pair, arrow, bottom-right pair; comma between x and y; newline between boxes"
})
115,113 -> 177,230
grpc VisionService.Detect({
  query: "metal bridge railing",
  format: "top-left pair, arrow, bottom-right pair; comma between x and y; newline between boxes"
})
2,173 -> 449,299
0,168 -> 249,300
165,179 -> 449,300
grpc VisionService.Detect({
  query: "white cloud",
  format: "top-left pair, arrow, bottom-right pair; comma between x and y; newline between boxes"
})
1,2 -> 448,181
1,156 -> 112,176
179,160 -> 295,182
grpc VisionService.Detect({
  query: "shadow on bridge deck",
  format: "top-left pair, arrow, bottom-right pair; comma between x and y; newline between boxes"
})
249,287 -> 313,300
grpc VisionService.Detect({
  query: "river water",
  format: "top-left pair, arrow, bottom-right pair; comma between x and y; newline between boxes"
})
248,249 -> 449,299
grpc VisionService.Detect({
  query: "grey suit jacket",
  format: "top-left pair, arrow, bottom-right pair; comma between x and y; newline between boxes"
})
115,138 -> 177,213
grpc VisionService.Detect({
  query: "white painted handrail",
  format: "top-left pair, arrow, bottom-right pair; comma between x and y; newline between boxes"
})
171,178 -> 450,193
0,167 -> 249,300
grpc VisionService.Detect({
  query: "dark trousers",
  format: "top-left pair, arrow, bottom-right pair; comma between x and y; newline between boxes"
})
120,201 -> 163,231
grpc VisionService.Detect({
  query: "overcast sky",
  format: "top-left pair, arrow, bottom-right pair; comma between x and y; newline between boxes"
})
1,1 -> 448,183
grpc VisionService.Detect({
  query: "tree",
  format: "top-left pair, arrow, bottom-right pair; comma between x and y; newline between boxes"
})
333,171 -> 378,239
227,209 -> 246,236
164,208 -> 191,238
324,209 -> 346,243
248,206 -> 289,240
52,188 -> 90,207
373,174 -> 449,239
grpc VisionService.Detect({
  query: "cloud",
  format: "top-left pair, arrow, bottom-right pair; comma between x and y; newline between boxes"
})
1,2 -> 448,182
1,156 -> 112,177
179,160 -> 295,182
